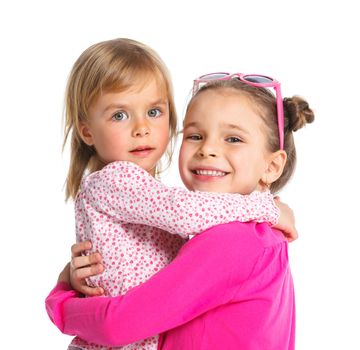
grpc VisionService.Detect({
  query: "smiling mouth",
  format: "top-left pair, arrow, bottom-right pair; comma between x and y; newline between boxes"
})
192,169 -> 228,177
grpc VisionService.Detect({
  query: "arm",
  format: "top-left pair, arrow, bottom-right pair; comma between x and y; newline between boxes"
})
46,222 -> 262,346
83,161 -> 279,238
69,200 -> 296,297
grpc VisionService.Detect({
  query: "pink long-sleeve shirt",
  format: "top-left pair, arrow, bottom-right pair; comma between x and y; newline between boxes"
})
68,161 -> 279,349
46,221 -> 295,350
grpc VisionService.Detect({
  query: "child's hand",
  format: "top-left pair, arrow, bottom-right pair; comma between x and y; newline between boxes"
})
58,262 -> 71,284
70,241 -> 105,296
273,197 -> 298,242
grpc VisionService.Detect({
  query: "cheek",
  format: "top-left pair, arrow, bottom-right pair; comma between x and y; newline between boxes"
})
95,129 -> 126,155
160,126 -> 171,142
178,142 -> 190,167
178,144 -> 191,185
155,122 -> 171,147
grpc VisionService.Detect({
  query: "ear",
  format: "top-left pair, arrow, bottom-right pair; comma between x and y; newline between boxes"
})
79,121 -> 94,146
261,150 -> 287,186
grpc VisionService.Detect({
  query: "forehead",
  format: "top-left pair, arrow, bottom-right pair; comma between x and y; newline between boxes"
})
90,77 -> 168,112
111,69 -> 168,95
185,88 -> 261,126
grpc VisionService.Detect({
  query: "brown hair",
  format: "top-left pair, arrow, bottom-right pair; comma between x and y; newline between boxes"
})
63,38 -> 177,200
189,79 -> 315,193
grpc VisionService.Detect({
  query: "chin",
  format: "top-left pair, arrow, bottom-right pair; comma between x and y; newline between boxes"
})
194,184 -> 225,193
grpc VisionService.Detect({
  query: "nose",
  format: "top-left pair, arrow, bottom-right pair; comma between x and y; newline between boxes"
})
132,119 -> 150,137
197,141 -> 217,158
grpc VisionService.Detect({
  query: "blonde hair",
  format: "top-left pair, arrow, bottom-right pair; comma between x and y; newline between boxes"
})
189,79 -> 315,193
63,38 -> 177,200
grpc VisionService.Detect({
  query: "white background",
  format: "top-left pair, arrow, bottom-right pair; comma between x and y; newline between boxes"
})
1,0 -> 359,349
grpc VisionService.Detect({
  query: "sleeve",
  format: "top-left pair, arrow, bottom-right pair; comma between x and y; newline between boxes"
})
45,223 -> 262,347
45,282 -> 80,334
83,161 -> 279,238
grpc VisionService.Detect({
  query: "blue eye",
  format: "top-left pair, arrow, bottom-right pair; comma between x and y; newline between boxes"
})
226,136 -> 242,143
112,111 -> 129,121
148,108 -> 161,118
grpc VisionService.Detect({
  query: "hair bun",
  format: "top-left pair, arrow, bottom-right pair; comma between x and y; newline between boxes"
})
283,96 -> 314,132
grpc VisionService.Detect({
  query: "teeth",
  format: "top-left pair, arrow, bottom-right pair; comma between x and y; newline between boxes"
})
195,170 -> 226,177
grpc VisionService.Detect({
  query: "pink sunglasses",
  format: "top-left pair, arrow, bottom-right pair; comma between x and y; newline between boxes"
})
193,72 -> 284,150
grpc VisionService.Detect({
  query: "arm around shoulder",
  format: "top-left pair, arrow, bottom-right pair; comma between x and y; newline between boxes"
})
84,161 -> 280,237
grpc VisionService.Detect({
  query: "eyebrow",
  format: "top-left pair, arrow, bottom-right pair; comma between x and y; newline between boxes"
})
183,121 -> 200,129
184,121 -> 249,134
223,123 -> 250,134
102,98 -> 168,114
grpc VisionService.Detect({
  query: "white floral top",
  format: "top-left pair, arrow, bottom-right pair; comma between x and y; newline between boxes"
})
69,161 -> 279,350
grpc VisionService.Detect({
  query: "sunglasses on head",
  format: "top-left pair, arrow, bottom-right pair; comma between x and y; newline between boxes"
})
193,72 -> 284,150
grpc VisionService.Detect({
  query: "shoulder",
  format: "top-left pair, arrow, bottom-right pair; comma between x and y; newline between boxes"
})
84,161 -> 148,180
82,161 -> 151,189
100,161 -> 148,177
175,222 -> 274,282
191,221 -> 267,246
182,222 -> 285,260
178,222 -> 261,259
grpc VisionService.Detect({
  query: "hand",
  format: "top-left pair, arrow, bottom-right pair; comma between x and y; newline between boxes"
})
70,241 -> 105,296
58,262 -> 71,284
273,197 -> 298,242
